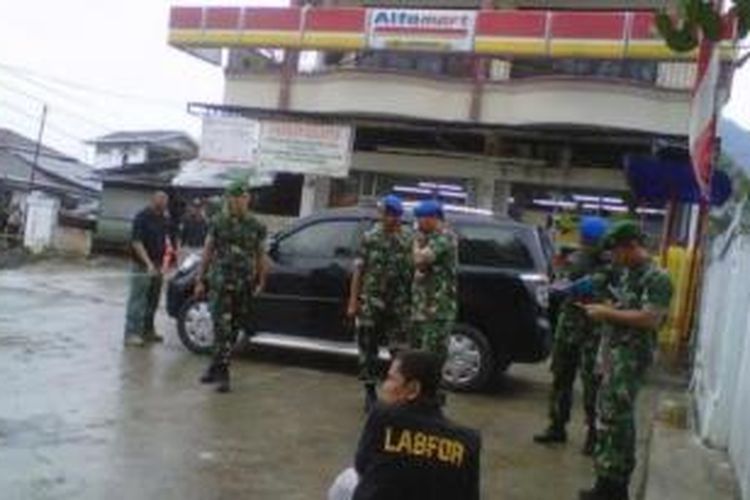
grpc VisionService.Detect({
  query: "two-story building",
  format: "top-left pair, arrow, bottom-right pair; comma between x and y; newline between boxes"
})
167,0 -> 735,226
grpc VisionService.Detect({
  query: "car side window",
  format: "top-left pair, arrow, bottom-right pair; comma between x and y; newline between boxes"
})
459,224 -> 535,269
278,220 -> 360,259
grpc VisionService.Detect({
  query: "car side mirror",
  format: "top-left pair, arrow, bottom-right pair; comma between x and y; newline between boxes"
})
268,238 -> 280,258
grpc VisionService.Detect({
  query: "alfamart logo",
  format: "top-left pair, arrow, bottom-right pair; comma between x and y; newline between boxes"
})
371,9 -> 474,34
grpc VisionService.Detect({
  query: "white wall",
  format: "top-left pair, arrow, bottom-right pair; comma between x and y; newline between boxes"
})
224,71 -> 690,135
93,145 -> 148,169
693,229 -> 750,499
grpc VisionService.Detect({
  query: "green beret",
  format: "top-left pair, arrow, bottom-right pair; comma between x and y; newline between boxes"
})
604,220 -> 645,248
225,179 -> 249,197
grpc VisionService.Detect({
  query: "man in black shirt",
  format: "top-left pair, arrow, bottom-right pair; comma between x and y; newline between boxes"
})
178,199 -> 208,256
123,191 -> 170,347
329,351 -> 481,500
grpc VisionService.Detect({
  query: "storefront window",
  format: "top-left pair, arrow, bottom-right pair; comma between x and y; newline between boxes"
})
510,58 -> 657,84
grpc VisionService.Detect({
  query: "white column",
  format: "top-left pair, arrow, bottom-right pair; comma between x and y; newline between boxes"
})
299,175 -> 332,217
493,181 -> 511,217
23,191 -> 59,254
475,176 -> 495,211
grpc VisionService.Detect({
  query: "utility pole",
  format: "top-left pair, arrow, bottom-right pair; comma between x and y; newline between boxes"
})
29,104 -> 48,190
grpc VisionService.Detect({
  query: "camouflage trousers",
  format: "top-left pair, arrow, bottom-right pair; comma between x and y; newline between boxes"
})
357,309 -> 408,386
124,266 -> 162,339
409,320 -> 453,362
548,333 -> 600,430
594,341 -> 650,482
209,284 -> 254,369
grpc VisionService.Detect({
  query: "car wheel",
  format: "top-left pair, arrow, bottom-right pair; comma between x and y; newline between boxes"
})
177,298 -> 215,355
442,324 -> 495,392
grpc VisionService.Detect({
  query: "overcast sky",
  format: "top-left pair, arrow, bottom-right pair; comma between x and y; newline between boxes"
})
0,0 -> 747,161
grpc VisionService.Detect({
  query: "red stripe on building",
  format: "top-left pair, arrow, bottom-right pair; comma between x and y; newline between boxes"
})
551,12 -> 626,39
476,11 -> 547,37
242,7 -> 302,31
170,7 -> 203,29
305,8 -> 365,32
630,13 -> 658,40
205,8 -> 241,30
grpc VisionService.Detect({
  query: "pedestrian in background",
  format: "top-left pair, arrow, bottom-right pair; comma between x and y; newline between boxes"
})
123,191 -> 170,347
194,180 -> 268,394
534,216 -> 612,455
347,194 -> 413,412
579,221 -> 672,500
328,350 -> 481,500
411,200 -> 458,362
178,198 -> 208,262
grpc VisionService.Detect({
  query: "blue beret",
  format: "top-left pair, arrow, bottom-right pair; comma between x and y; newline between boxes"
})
580,216 -> 609,245
380,195 -> 404,216
414,199 -> 443,218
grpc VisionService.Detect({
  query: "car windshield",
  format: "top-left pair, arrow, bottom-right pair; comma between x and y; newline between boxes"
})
458,224 -> 536,270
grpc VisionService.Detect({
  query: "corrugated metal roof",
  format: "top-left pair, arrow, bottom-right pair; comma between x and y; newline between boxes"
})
0,128 -> 100,193
87,130 -> 195,146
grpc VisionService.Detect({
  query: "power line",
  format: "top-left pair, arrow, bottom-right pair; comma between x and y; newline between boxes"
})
0,79 -> 114,133
0,99 -> 88,143
0,62 -> 192,110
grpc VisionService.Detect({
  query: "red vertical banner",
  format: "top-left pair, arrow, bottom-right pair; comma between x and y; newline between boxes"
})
688,2 -> 724,198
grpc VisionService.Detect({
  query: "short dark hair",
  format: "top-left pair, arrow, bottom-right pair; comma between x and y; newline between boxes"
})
394,350 -> 442,401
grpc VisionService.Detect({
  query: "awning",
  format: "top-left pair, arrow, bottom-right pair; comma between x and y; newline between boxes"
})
171,160 -> 275,189
624,155 -> 732,206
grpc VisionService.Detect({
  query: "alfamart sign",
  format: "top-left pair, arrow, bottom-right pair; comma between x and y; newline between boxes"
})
368,9 -> 477,52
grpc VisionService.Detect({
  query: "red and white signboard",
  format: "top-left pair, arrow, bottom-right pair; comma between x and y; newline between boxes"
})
367,9 -> 477,52
257,120 -> 353,178
689,37 -> 720,199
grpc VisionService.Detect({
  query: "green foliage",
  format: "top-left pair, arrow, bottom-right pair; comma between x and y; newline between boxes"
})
655,0 -> 741,53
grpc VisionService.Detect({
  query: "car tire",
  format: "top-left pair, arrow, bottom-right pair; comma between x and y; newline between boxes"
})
442,324 -> 495,392
177,298 -> 215,355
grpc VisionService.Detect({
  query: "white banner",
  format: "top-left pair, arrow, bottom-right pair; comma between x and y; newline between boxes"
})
367,9 -> 477,52
257,120 -> 353,178
200,115 -> 259,166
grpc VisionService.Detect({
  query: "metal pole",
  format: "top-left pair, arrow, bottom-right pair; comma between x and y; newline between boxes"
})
29,104 -> 48,190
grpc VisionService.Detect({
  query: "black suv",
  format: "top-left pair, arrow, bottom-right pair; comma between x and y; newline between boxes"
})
166,206 -> 552,391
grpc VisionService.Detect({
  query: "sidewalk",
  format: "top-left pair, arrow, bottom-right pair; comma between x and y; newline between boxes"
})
639,374 -> 739,500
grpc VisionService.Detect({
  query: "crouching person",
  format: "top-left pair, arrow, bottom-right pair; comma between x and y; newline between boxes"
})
329,350 -> 481,500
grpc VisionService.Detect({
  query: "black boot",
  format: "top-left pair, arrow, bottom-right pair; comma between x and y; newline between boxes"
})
364,383 -> 377,413
533,425 -> 567,444
582,426 -> 597,456
200,363 -> 219,384
579,477 -> 629,500
215,365 -> 231,394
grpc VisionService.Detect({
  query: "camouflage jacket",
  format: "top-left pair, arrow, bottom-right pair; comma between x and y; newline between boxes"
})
555,248 -> 617,344
208,210 -> 267,289
412,228 -> 458,323
355,223 -> 413,320
604,262 -> 672,359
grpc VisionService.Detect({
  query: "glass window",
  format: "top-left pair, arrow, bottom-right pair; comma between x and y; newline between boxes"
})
279,220 -> 360,259
459,224 -> 535,269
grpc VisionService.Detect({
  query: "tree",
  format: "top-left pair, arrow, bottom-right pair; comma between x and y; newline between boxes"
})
656,0 -> 750,53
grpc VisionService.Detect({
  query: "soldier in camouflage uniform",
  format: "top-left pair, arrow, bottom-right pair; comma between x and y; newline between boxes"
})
534,216 -> 612,455
579,221 -> 672,500
411,200 -> 458,362
194,180 -> 268,394
347,195 -> 413,411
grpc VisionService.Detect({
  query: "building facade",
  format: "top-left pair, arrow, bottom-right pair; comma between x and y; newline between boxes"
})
167,0 -> 733,224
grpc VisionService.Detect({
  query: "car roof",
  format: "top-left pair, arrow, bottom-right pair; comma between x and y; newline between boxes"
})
305,206 -> 532,231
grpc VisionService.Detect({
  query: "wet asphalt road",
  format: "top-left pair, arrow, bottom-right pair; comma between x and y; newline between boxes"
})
0,259 -> 594,500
